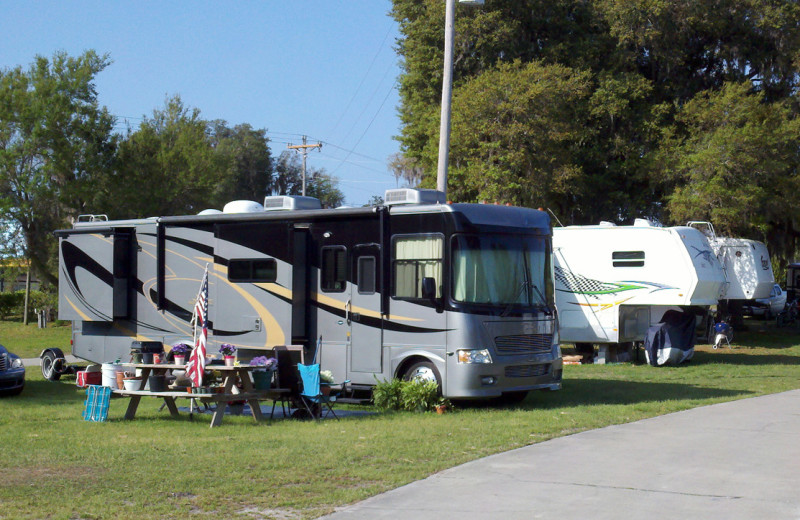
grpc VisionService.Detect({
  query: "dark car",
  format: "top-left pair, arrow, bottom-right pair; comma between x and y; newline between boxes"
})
0,344 -> 25,396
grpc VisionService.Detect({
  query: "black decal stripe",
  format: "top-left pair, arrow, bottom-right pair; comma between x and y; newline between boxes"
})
140,232 -> 214,257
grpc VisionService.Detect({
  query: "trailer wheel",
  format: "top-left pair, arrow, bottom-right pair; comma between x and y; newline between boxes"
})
402,361 -> 442,392
41,351 -> 62,381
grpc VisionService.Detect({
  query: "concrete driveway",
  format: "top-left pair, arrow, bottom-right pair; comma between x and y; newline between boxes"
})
323,390 -> 800,520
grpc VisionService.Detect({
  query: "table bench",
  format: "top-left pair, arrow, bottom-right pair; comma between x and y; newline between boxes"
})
114,363 -> 289,427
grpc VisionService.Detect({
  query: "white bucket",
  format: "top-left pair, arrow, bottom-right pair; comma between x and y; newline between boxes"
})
101,363 -> 124,389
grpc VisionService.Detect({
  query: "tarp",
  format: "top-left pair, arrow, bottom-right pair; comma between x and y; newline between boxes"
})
644,310 -> 696,366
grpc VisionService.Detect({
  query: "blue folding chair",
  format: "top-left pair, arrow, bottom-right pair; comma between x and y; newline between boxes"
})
297,363 -> 344,420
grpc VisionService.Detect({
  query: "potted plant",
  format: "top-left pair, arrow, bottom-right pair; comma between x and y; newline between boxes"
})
249,355 -> 277,390
171,343 -> 190,365
320,369 -> 335,396
219,344 -> 236,366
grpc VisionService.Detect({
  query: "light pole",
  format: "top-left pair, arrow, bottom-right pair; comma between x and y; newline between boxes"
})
436,0 -> 483,199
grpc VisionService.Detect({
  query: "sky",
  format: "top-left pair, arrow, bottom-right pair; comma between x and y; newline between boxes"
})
0,1 -> 405,207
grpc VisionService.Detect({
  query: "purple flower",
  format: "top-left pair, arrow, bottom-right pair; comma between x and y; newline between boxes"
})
171,343 -> 191,355
250,356 -> 278,370
219,344 -> 236,356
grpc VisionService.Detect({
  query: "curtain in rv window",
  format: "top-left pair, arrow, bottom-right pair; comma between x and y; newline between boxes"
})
393,235 -> 443,298
452,234 -> 549,305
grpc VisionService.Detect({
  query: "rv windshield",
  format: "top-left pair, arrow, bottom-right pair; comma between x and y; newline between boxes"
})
451,234 -> 552,309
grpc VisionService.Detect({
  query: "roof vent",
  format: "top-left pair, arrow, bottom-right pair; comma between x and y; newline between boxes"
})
598,221 -> 616,227
384,188 -> 446,206
633,218 -> 655,227
198,209 -> 222,215
223,200 -> 265,213
263,195 -> 322,211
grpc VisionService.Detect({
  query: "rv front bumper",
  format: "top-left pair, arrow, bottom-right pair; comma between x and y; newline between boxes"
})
445,354 -> 563,399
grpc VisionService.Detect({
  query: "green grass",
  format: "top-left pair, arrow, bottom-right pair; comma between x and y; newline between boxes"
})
1,318 -> 799,519
0,320 -> 71,358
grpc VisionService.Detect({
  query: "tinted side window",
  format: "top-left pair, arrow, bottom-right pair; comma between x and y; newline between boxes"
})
228,259 -> 277,282
358,256 -> 376,294
321,246 -> 347,292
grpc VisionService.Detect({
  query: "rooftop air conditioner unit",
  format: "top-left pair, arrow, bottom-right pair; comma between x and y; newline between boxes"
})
263,195 -> 322,211
384,188 -> 446,206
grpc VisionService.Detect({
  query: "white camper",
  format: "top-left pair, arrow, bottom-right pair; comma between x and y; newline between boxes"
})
554,220 -> 727,348
687,221 -> 774,300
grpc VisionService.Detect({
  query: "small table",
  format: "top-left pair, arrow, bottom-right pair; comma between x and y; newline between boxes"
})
115,363 -> 287,427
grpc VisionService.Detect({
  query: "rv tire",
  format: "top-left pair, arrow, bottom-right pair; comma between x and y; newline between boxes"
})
40,351 -> 62,381
402,361 -> 442,392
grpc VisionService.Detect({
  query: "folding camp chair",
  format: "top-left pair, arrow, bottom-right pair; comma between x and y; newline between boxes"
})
297,363 -> 342,420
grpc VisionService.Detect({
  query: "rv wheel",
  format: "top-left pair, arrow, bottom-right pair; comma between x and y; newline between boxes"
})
41,351 -> 62,381
403,361 -> 442,391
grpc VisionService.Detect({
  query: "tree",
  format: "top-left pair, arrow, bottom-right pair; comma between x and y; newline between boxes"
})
445,60 -> 592,211
0,50 -> 116,285
272,152 -> 345,208
100,95 -> 229,218
209,121 -> 274,203
388,153 -> 424,188
659,83 -> 800,257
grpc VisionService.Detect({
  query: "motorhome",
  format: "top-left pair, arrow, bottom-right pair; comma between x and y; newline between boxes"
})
49,189 -> 562,401
687,222 -> 774,301
553,220 -> 727,352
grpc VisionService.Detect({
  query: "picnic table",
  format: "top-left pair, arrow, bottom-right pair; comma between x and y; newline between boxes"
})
114,363 -> 288,427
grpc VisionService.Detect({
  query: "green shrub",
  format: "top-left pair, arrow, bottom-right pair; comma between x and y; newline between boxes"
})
372,377 -> 404,411
0,292 -> 23,318
373,377 -> 441,412
400,379 -> 440,412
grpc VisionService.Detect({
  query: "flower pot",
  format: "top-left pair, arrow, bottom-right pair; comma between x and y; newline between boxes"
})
252,370 -> 272,390
174,355 -> 185,365
123,377 -> 142,391
224,355 -> 235,367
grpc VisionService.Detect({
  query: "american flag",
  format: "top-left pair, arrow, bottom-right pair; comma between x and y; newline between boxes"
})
186,264 -> 208,387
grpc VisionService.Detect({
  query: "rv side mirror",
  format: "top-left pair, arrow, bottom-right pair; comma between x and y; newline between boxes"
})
421,277 -> 437,300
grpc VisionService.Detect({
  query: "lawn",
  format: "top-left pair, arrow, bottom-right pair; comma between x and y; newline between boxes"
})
1,318 -> 798,519
0,320 -> 71,358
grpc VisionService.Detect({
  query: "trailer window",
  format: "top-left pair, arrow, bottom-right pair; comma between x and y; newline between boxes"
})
321,246 -> 347,292
612,251 -> 645,267
357,256 -> 376,294
228,259 -> 277,282
392,235 -> 443,299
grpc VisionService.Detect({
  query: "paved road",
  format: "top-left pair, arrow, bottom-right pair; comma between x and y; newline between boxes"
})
323,390 -> 800,520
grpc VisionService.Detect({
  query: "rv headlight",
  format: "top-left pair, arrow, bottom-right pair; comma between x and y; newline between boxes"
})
456,349 -> 492,364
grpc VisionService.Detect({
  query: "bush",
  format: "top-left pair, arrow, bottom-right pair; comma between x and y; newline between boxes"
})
373,377 -> 441,413
0,292 -> 24,319
372,377 -> 404,411
401,379 -> 439,412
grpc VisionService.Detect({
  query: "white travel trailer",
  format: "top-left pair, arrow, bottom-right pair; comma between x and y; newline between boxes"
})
687,222 -> 774,301
554,220 -> 727,350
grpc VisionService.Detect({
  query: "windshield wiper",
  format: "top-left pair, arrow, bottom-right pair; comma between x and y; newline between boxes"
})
501,279 -> 551,317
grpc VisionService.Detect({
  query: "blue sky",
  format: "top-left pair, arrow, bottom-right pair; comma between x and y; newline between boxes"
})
0,1 -> 405,206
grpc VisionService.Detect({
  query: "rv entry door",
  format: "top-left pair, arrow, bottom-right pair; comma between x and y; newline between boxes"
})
349,244 -> 383,372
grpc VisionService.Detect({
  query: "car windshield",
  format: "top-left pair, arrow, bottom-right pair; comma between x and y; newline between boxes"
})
451,234 -> 552,308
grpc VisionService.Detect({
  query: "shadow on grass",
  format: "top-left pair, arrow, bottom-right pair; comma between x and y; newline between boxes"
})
14,378 -> 85,403
460,378 -> 751,410
689,350 -> 800,366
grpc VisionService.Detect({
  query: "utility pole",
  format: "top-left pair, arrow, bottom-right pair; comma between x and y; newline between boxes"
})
287,136 -> 322,196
